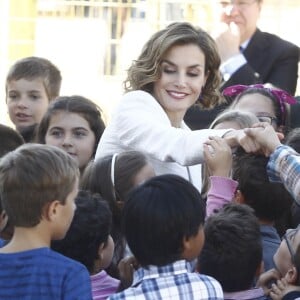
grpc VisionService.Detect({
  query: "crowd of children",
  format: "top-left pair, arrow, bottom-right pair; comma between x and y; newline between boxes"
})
1,21 -> 300,300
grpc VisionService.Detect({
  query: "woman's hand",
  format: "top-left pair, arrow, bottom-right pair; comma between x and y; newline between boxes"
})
223,124 -> 284,156
244,123 -> 283,157
223,129 -> 261,153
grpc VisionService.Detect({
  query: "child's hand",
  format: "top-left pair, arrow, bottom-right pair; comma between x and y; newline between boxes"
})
256,268 -> 281,296
269,278 -> 288,299
118,256 -> 139,290
269,277 -> 300,299
204,136 -> 232,177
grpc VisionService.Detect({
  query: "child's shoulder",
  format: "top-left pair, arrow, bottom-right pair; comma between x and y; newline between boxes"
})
0,247 -> 86,271
0,248 -> 92,299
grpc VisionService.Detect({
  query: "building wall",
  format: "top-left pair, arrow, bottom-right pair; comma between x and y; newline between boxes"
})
0,0 -> 299,126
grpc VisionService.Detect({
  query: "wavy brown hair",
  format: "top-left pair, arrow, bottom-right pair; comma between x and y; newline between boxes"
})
124,22 -> 223,108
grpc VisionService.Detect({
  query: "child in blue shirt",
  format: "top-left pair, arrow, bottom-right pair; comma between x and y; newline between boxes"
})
0,143 -> 92,299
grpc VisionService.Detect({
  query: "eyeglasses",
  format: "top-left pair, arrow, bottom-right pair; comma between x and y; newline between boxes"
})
256,115 -> 278,125
283,225 -> 300,265
219,0 -> 258,9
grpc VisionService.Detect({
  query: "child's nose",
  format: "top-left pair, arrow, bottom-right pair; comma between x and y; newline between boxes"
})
62,135 -> 74,147
17,97 -> 29,108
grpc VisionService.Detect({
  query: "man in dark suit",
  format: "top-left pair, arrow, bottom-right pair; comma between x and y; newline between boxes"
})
185,0 -> 299,129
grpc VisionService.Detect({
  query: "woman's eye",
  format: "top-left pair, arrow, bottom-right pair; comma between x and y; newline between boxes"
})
163,68 -> 176,74
187,72 -> 199,77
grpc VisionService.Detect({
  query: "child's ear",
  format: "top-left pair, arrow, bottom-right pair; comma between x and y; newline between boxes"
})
97,242 -> 105,261
182,228 -> 205,261
234,190 -> 245,204
91,242 -> 106,274
0,211 -> 8,232
45,200 -> 61,221
285,266 -> 299,284
96,236 -> 115,271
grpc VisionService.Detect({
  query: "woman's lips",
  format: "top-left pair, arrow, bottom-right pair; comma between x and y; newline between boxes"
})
167,90 -> 188,99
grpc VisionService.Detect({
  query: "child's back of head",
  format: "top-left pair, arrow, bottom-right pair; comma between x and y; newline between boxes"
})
52,190 -> 120,299
52,190 -> 113,274
122,174 -> 206,267
0,124 -> 24,157
232,149 -> 293,224
198,203 -> 262,292
0,143 -> 79,229
109,174 -> 224,300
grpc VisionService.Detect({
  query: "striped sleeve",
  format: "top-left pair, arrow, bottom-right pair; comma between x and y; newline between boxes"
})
267,145 -> 300,205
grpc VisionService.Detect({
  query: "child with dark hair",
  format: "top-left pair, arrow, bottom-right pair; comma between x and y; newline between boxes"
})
0,124 -> 24,245
0,124 -> 24,157
234,150 -> 292,271
204,137 -> 293,272
52,190 -> 119,299
81,151 -> 155,279
5,56 -> 62,142
108,174 -> 223,299
37,95 -> 106,173
0,144 -> 92,299
198,203 -> 266,299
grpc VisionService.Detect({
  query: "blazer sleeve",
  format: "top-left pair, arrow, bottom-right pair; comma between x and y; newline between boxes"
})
107,91 -> 231,166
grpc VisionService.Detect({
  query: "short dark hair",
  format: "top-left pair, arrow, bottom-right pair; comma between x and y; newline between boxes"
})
0,124 -> 24,158
37,95 -> 106,157
232,149 -> 293,222
0,124 -> 24,214
6,56 -> 62,101
52,190 -> 112,274
285,128 -> 300,152
0,144 -> 79,227
198,203 -> 262,292
122,174 -> 205,267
